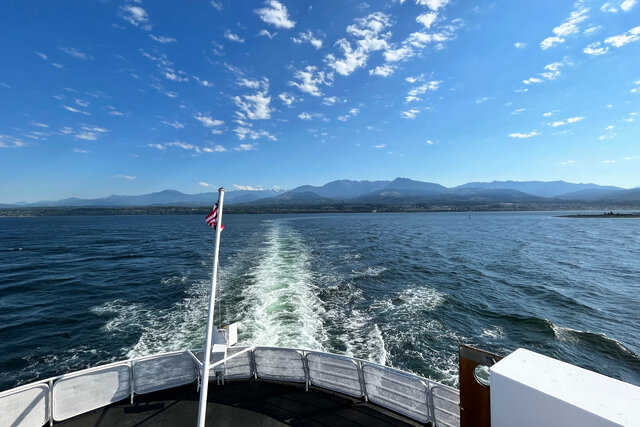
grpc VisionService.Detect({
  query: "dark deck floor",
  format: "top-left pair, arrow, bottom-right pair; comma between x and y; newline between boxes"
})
57,380 -> 427,426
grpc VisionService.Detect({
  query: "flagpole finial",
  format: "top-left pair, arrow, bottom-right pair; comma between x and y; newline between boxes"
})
219,187 -> 226,192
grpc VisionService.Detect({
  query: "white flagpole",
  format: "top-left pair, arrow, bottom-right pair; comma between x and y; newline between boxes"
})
197,187 -> 225,427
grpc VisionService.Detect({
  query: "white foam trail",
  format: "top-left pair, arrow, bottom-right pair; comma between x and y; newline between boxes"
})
235,221 -> 328,350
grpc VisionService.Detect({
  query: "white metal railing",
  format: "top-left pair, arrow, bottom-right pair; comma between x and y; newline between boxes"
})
0,346 -> 460,426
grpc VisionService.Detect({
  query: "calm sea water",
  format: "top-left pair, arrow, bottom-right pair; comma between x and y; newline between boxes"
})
1,212 -> 639,391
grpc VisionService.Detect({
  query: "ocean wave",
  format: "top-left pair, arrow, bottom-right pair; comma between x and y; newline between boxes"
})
351,266 -> 388,278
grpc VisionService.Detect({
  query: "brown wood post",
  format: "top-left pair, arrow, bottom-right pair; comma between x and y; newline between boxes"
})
459,345 -> 502,427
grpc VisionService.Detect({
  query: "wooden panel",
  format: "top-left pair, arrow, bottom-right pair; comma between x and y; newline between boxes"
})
459,345 -> 502,427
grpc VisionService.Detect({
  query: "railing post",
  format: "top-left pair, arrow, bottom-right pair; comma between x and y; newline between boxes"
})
358,362 -> 368,402
129,362 -> 135,404
48,379 -> 54,426
302,351 -> 309,392
427,382 -> 436,426
251,348 -> 257,379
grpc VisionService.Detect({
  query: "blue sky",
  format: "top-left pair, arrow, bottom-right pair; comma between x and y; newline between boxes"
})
0,0 -> 639,202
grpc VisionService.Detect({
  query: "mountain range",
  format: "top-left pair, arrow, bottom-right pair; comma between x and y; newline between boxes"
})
2,179 -> 639,209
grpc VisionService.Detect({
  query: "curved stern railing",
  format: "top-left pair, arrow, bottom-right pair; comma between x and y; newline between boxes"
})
0,347 -> 460,427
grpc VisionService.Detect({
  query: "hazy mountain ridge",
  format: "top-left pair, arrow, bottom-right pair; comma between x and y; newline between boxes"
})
3,179 -> 638,208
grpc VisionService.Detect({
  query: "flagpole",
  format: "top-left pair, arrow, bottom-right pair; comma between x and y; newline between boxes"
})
197,187 -> 225,427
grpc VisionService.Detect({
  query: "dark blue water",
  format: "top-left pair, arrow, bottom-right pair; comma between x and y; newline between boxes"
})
1,212 -> 639,391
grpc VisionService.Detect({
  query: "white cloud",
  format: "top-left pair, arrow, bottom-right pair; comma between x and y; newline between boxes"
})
540,4 -> 588,50
405,80 -> 440,101
161,120 -> 185,129
374,143 -> 386,148
604,26 -> 640,48
621,0 -> 637,11
543,110 -> 557,117
416,12 -> 437,29
336,107 -> 360,121
598,125 -> 617,140
59,47 -> 93,60
549,120 -> 566,127
405,74 -> 424,83
401,109 -> 420,119
62,105 -> 89,115
322,96 -> 339,105
233,91 -> 272,120
194,113 -> 224,127
292,31 -> 323,49
149,34 -> 176,43
224,30 -> 245,43
32,122 -> 49,128
237,78 -> 266,89
113,175 -> 136,180
326,12 -> 392,76
164,71 -> 189,82
234,184 -> 261,190
560,160 -> 577,166
369,64 -> 396,77
426,139 -> 434,145
326,39 -> 368,75
603,159 -> 617,163
584,42 -> 609,55
567,116 -> 584,123
278,92 -> 296,105
203,145 -> 227,152
584,25 -> 601,35
416,0 -> 449,11
255,1 -> 295,29
235,143 -> 258,151
34,52 -> 48,60
211,1 -> 223,11
193,76 -> 213,87
512,108 -> 526,114
0,135 -> 26,148
199,181 -> 214,187
258,29 -> 277,39
234,127 -> 276,141
148,141 -> 220,154
475,97 -> 488,104
514,42 -> 527,48
383,46 -> 414,62
74,99 -> 90,108
601,2 -> 618,12
523,62 -> 564,85
509,131 -> 539,138
298,112 -> 322,120
540,62 -> 563,80
119,5 -> 149,29
540,36 -> 564,50
289,66 -> 332,96
73,148 -> 90,153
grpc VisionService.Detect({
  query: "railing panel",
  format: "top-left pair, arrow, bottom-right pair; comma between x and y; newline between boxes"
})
0,383 -> 49,427
306,352 -> 363,397
431,385 -> 461,427
223,346 -> 254,380
133,352 -> 196,395
52,363 -> 130,421
254,347 -> 305,382
362,364 -> 431,423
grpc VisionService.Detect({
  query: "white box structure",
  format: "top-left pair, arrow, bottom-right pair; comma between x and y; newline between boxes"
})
490,348 -> 640,427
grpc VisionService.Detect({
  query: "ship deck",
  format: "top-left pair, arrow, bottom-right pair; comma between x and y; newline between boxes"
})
57,380 -> 427,426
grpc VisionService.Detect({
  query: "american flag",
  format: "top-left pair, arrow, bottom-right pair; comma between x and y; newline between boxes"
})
205,202 -> 224,230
